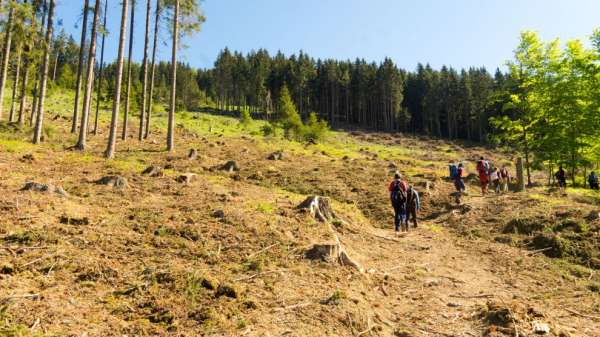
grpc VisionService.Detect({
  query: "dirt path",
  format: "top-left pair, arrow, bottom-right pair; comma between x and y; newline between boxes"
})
334,189 -> 600,337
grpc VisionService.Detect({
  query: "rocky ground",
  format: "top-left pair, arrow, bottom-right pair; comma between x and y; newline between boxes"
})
0,103 -> 599,336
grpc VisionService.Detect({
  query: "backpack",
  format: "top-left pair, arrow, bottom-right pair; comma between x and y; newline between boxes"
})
390,180 -> 407,206
449,164 -> 458,179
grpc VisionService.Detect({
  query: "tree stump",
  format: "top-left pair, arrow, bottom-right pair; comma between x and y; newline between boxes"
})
188,149 -> 198,160
267,151 -> 284,161
297,196 -> 337,222
176,173 -> 196,184
516,157 -> 525,192
220,161 -> 240,173
96,176 -> 128,189
142,166 -> 164,177
21,182 -> 68,197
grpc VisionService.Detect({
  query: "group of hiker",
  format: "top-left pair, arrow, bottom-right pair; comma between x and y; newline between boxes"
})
388,158 -> 599,234
449,157 -> 511,195
555,166 -> 599,190
388,172 -> 420,234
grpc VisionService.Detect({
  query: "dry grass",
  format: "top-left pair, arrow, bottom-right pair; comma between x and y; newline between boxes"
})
0,97 -> 599,336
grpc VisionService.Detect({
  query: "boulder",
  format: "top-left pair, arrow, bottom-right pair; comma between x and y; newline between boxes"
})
96,176 -> 128,189
220,161 -> 240,173
142,165 -> 164,177
21,182 -> 68,197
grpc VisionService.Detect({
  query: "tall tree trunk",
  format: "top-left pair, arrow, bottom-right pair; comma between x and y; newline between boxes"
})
9,46 -> 22,122
71,0 -> 90,133
166,0 -> 179,151
32,0 -> 54,144
93,0 -> 108,135
0,4 -> 14,119
105,0 -> 128,159
144,0 -> 160,139
138,0 -> 150,141
51,52 -> 58,81
74,0 -> 100,150
121,0 -> 135,140
17,59 -> 29,127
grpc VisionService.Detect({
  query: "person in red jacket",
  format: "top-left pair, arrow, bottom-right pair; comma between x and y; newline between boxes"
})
476,157 -> 490,195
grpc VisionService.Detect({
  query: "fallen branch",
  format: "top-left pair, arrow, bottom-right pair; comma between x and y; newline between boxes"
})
248,243 -> 278,258
1,293 -> 40,304
449,293 -> 493,299
20,253 -> 58,268
527,247 -> 553,256
356,316 -> 374,337
564,307 -> 600,320
372,233 -> 402,242
234,270 -> 282,282
275,302 -> 313,311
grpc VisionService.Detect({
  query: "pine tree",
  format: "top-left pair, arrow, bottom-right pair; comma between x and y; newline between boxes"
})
71,0 -> 90,133
105,0 -> 129,159
32,0 -> 54,144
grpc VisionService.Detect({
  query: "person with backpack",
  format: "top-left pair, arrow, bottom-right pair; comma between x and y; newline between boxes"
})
589,171 -> 599,190
406,185 -> 420,229
453,162 -> 466,193
499,166 -> 511,192
476,157 -> 490,195
388,172 -> 408,234
490,167 -> 501,193
555,165 -> 567,189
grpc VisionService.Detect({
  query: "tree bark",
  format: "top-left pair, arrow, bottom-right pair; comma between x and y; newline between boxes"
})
105,0 -> 128,159
138,0 -> 150,141
144,0 -> 160,139
166,0 -> 179,152
121,0 -> 135,140
71,0 -> 90,133
74,0 -> 100,150
32,0 -> 54,144
93,0 -> 108,135
17,59 -> 29,127
9,45 -> 22,122
0,4 -> 14,119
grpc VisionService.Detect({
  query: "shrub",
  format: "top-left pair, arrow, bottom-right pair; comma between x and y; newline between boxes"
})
240,108 -> 252,128
301,112 -> 329,142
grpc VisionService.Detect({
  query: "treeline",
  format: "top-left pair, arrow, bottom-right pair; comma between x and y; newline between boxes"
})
197,49 -> 510,142
0,0 -> 205,158
492,30 -> 600,186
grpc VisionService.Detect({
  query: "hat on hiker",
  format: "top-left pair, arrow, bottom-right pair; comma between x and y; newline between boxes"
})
394,171 -> 401,179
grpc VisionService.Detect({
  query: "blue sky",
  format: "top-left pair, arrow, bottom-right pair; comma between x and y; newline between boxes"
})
55,0 -> 600,72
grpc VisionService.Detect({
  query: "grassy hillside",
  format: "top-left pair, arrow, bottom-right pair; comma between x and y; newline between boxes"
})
1,92 -> 599,336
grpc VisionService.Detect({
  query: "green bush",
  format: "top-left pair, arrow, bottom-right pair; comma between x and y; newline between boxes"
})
301,112 -> 329,142
240,108 -> 252,128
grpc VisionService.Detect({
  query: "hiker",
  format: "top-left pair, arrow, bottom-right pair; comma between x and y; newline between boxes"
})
406,185 -> 420,228
555,165 -> 567,189
589,171 -> 599,190
490,167 -> 501,193
476,157 -> 490,195
388,172 -> 408,234
453,162 -> 466,193
499,165 -> 511,192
